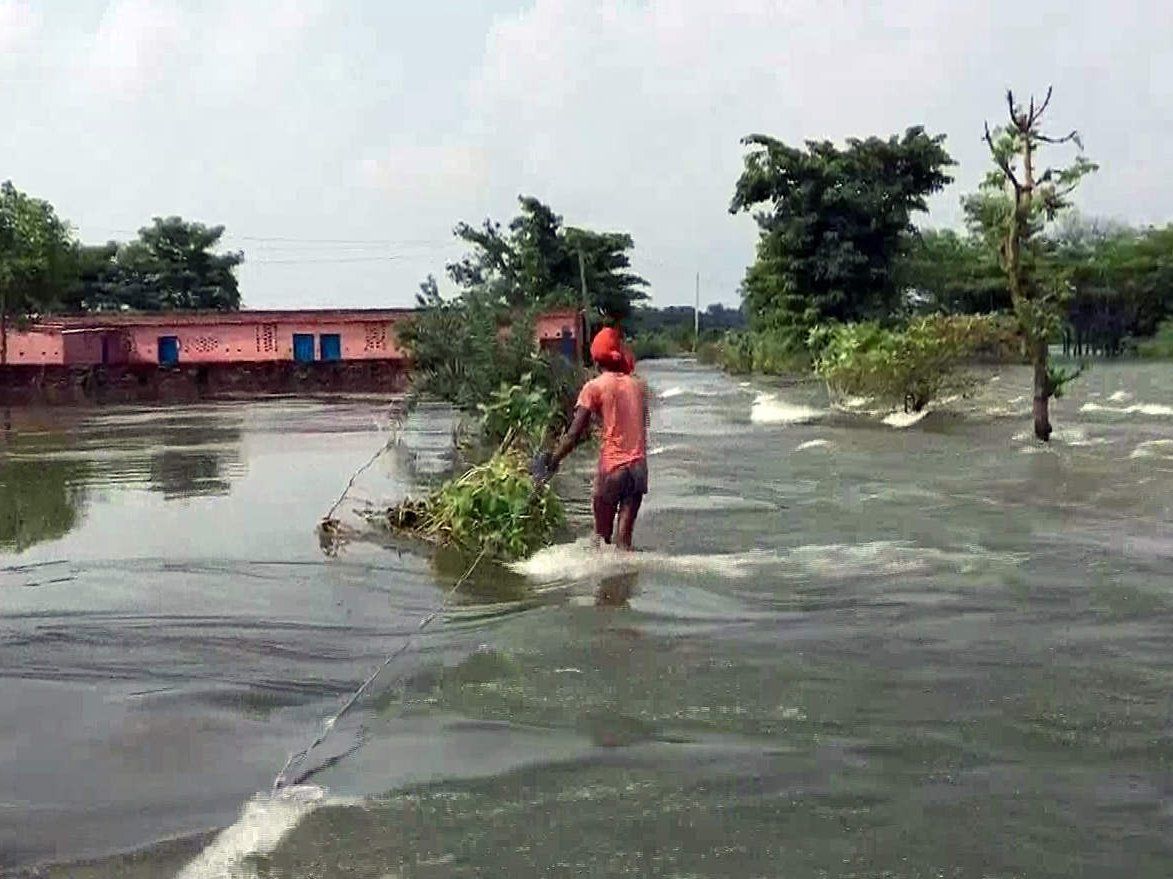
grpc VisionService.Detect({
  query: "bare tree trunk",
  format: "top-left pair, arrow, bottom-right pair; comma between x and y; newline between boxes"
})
1032,340 -> 1052,441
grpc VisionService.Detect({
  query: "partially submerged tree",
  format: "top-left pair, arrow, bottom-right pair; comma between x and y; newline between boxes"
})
976,88 -> 1097,440
810,314 -> 1014,414
730,128 -> 954,347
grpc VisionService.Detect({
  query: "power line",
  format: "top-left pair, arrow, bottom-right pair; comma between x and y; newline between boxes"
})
77,225 -> 458,249
248,255 -> 420,265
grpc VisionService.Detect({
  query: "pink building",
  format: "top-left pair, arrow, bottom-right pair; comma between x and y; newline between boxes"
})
2,308 -> 585,368
2,310 -> 411,367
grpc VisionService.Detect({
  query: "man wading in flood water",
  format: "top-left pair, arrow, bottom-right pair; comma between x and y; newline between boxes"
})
533,326 -> 649,551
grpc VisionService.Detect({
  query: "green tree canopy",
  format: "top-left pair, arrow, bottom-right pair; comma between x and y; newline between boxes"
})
446,196 -> 647,321
730,127 -> 954,341
896,227 -> 1009,315
0,181 -> 79,362
1048,216 -> 1173,351
109,217 -> 244,311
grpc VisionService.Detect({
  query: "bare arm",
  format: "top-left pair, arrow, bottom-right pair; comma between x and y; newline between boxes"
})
549,406 -> 592,470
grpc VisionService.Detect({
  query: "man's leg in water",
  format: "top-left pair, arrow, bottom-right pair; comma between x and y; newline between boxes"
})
615,493 -> 642,551
592,494 -> 618,545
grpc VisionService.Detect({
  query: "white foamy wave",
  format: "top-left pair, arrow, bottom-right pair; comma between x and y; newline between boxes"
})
1109,390 -> 1132,403
982,395 -> 1030,417
794,439 -> 831,451
882,409 -> 929,429
176,785 -> 352,879
750,394 -> 823,425
1051,427 -> 1110,447
783,541 -> 1023,578
657,386 -> 723,400
1081,402 -> 1173,417
1130,439 -> 1173,461
510,538 -> 777,582
839,395 -> 872,410
647,444 -> 679,457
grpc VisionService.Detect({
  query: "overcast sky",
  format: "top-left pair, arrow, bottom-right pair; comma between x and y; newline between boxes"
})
2,0 -> 1170,309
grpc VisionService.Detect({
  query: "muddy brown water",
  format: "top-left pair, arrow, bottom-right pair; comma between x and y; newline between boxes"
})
2,361 -> 1172,878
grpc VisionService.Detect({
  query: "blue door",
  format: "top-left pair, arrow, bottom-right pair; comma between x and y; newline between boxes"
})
158,335 -> 180,365
319,333 -> 342,362
559,326 -> 575,362
293,333 -> 315,363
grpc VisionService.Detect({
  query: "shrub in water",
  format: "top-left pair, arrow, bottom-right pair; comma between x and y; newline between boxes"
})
810,314 -> 1010,413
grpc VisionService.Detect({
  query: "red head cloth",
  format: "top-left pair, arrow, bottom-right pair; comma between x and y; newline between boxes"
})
590,327 -> 626,371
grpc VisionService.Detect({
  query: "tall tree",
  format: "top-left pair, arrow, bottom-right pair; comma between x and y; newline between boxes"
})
730,127 -> 954,346
446,196 -> 647,321
114,217 -> 244,311
63,242 -> 121,312
563,227 -> 648,322
0,182 -> 76,364
975,87 -> 1096,440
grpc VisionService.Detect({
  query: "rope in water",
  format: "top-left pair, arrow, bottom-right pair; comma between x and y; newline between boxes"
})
273,545 -> 488,793
321,399 -> 411,523
274,396 -> 485,793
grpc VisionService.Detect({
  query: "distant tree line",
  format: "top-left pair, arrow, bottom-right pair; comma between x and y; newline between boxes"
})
719,87 -> 1172,440
1,179 -> 242,363
626,303 -> 746,358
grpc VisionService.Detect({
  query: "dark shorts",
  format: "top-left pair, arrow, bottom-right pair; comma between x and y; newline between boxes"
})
593,459 -> 648,507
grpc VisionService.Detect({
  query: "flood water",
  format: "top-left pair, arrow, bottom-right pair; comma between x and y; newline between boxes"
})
2,360 -> 1172,878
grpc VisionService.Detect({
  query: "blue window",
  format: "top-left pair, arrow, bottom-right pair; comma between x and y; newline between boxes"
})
292,334 -> 315,363
319,334 -> 342,362
158,336 -> 180,365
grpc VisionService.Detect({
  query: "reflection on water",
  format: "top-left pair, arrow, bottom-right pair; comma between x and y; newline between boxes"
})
3,365 -> 1173,878
0,458 -> 89,553
594,570 -> 638,607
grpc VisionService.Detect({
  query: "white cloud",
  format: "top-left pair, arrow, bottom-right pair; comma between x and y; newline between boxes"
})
0,0 -> 38,55
360,143 -> 489,200
86,0 -> 187,98
458,0 -> 1173,304
2,0 -> 1171,309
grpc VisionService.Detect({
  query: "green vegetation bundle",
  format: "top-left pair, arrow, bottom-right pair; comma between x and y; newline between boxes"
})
375,443 -> 564,562
388,305 -> 580,561
417,449 -> 564,560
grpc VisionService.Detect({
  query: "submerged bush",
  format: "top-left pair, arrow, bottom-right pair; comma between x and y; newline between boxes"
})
1137,319 -> 1173,359
703,328 -> 807,375
810,314 -> 1010,413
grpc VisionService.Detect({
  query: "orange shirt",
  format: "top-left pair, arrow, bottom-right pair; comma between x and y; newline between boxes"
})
576,371 -> 648,474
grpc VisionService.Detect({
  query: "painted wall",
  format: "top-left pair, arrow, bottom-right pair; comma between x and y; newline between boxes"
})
3,329 -> 65,365
4,309 -> 581,367
122,319 -> 406,365
534,311 -> 581,343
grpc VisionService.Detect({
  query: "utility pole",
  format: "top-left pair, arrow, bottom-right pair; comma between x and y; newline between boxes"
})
694,271 -> 700,353
577,249 -> 590,362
